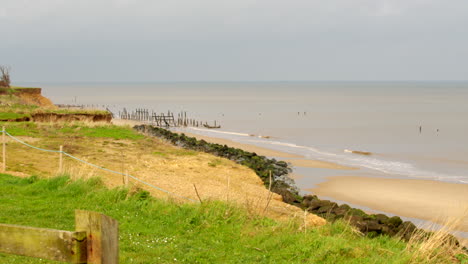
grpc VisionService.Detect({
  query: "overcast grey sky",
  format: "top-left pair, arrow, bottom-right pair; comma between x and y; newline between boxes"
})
1,0 -> 467,82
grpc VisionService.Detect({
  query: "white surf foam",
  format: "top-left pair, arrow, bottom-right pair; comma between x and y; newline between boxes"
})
188,127 -> 251,137
180,127 -> 468,184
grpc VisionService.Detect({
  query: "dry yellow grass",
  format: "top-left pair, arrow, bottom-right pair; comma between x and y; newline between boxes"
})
1,123 -> 325,228
406,209 -> 468,263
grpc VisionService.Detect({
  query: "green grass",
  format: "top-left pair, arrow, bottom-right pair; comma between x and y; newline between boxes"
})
208,158 -> 223,167
0,174 -> 439,264
0,122 -> 143,140
153,149 -> 198,158
0,95 -> 39,112
10,86 -> 41,90
34,108 -> 109,115
0,112 -> 30,120
0,122 -> 39,136
59,125 -> 145,140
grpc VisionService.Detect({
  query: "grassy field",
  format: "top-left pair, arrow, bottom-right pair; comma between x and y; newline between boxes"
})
1,173 -> 456,264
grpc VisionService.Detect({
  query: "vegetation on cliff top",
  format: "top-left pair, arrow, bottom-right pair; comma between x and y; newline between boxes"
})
2,173 -> 462,264
0,65 -> 11,88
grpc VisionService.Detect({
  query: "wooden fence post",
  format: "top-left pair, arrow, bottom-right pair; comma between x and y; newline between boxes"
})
124,170 -> 129,186
59,145 -> 63,173
75,210 -> 119,264
2,126 -> 5,172
0,224 -> 87,263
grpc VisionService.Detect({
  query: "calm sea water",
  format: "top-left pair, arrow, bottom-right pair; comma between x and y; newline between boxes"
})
31,81 -> 468,185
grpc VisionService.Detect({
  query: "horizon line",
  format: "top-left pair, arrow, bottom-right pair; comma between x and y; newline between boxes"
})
14,80 -> 468,84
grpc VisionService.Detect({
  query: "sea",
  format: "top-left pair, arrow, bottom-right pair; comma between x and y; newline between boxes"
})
30,81 -> 468,188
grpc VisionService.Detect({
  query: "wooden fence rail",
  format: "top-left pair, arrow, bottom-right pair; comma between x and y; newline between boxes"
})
0,210 -> 118,264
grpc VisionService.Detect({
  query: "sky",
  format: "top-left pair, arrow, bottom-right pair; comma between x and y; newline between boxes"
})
1,0 -> 468,82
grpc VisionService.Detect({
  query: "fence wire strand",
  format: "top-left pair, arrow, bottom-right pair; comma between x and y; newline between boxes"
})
3,130 -> 197,202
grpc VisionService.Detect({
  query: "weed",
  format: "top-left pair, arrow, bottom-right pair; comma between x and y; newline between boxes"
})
208,158 -> 223,167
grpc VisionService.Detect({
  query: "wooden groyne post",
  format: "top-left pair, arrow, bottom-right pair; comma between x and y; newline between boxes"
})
0,210 -> 118,263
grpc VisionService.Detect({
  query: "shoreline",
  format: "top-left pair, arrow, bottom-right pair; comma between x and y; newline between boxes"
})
180,132 -> 360,171
309,176 -> 468,233
181,132 -> 303,158
174,128 -> 468,243
123,121 -> 467,244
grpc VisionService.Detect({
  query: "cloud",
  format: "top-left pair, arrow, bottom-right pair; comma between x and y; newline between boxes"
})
1,0 -> 467,81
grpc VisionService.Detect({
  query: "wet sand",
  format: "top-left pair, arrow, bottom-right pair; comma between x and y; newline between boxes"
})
182,132 -> 303,158
286,159 -> 357,170
181,133 -> 360,172
309,176 -> 468,233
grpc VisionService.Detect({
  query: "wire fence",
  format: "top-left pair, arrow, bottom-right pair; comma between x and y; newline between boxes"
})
0,128 -> 197,203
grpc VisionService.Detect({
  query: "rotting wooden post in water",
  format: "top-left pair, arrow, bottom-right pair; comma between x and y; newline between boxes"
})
2,126 -> 5,172
59,145 -> 63,174
75,210 -> 119,264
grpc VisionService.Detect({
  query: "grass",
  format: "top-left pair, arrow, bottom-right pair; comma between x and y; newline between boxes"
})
153,149 -> 198,158
0,122 -> 143,140
0,95 -> 39,112
0,173 -> 435,264
10,86 -> 41,89
33,108 -> 110,115
0,112 -> 30,120
0,93 -> 107,116
0,122 -> 39,136
62,125 -> 145,140
208,158 -> 224,167
0,120 -> 464,263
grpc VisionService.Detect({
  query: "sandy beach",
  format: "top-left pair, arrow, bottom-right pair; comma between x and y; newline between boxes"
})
117,120 -> 468,242
181,132 -> 361,171
182,130 -> 468,246
309,176 -> 468,233
182,132 -> 303,158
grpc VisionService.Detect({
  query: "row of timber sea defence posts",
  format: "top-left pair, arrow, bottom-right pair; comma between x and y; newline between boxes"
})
55,104 -> 221,128
119,108 -> 220,128
134,124 -> 464,248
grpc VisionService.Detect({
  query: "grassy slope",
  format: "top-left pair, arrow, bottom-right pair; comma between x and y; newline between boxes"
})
0,174 -> 424,264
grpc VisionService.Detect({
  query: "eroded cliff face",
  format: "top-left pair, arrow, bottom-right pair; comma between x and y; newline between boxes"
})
31,113 -> 112,122
0,88 -> 54,108
16,88 -> 54,108
0,88 -> 112,123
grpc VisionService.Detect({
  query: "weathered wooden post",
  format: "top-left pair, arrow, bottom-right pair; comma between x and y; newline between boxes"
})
59,145 -> 63,173
0,224 -> 87,263
0,210 -> 118,263
2,126 -> 5,172
124,170 -> 129,186
75,210 -> 119,264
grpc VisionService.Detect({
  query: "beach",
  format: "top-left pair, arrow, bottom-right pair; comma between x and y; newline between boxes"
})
179,131 -> 468,242
309,176 -> 468,232
106,84 -> 468,245
182,132 -> 302,158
